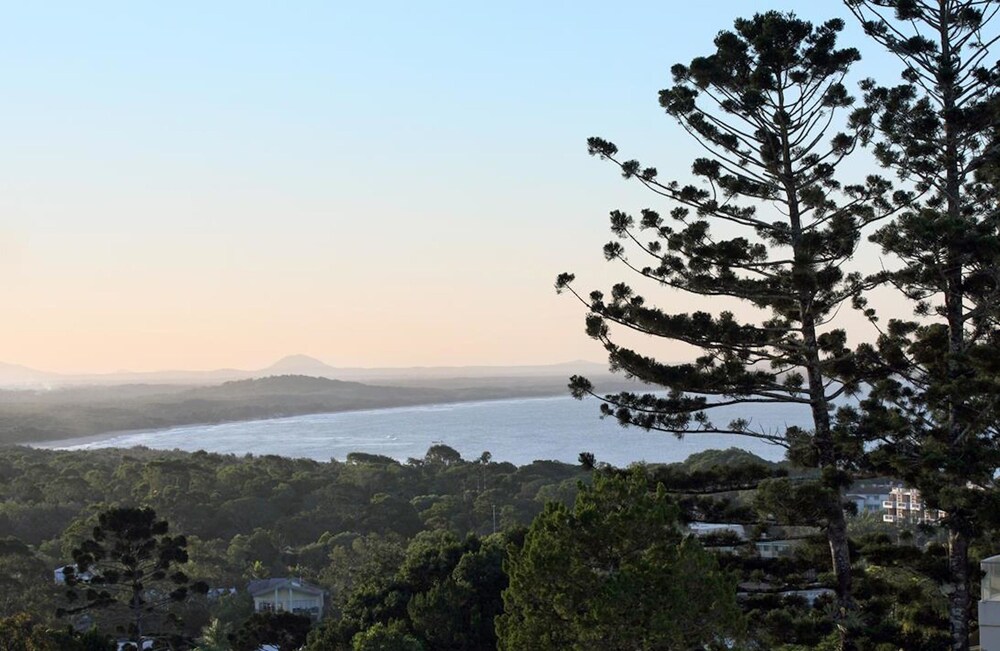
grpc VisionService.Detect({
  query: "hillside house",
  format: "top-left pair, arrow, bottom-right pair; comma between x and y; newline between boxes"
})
688,523 -> 797,558
846,484 -> 892,514
247,578 -> 325,621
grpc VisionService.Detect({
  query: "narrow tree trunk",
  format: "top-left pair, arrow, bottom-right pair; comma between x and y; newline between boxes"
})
939,5 -> 971,649
804,334 -> 856,651
949,529 -> 971,651
781,105 -> 855,648
827,507 -> 856,650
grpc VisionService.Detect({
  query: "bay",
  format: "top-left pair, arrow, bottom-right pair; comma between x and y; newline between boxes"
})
47,395 -> 809,466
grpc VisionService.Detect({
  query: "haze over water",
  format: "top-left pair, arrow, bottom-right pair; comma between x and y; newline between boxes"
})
51,396 -> 803,466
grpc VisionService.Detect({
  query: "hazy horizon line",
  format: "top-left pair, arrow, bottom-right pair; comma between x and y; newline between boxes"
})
1,354 -> 611,378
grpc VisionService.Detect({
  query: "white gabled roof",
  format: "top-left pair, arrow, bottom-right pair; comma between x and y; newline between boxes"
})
247,578 -> 324,597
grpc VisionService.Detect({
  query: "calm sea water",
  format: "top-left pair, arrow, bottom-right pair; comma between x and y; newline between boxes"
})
49,396 -> 808,466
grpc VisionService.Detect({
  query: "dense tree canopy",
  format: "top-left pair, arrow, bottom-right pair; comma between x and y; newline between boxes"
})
0,445 -> 588,645
497,468 -> 743,650
0,443 -> 974,648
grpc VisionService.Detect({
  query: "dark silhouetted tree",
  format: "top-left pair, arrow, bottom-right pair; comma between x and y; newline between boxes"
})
59,506 -> 207,647
844,2 -> 1000,649
557,12 -> 899,648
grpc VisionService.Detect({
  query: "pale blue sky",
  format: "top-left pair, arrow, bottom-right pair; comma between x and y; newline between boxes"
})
0,2 -> 902,372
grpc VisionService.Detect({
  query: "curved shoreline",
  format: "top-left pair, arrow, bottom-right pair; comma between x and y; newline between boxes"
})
26,393 -> 576,451
24,393 -> 793,468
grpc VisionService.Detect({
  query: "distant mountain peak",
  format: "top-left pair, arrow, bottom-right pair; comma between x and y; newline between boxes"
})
263,354 -> 336,375
0,361 -> 59,386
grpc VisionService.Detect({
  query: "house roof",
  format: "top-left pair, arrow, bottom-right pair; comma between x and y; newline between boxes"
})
247,578 -> 324,597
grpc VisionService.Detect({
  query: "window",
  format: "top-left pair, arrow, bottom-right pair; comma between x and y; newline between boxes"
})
983,558 -> 1000,601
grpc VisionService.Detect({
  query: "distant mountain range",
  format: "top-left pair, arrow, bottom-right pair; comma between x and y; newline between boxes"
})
0,355 -> 610,389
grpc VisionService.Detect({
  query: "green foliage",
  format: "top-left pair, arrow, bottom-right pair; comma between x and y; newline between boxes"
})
679,447 -> 777,473
193,618 -> 232,651
496,468 -> 744,650
310,530 -> 509,651
422,445 -> 463,467
0,445 -> 593,644
346,453 -> 401,466
0,538 -> 58,621
649,448 -> 784,498
0,613 -> 113,651
351,621 -> 424,651
0,444 -> 967,647
229,611 -> 311,651
0,613 -> 62,651
321,534 -> 407,613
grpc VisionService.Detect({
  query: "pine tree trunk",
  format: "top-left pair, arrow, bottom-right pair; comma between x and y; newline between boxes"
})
937,4 -> 972,647
822,504 -> 853,651
782,109 -> 855,648
804,337 -> 855,647
949,530 -> 971,651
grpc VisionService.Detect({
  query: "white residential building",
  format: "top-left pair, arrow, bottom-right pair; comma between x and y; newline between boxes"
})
846,485 -> 891,514
247,578 -> 325,621
882,486 -> 946,525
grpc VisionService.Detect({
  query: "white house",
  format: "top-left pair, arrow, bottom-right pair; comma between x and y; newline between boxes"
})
54,564 -> 94,584
115,641 -> 152,651
755,537 -> 794,559
247,578 -> 325,621
846,485 -> 891,514
688,523 -> 797,558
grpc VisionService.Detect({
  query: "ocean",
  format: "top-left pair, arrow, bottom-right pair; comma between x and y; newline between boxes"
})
47,395 -> 809,466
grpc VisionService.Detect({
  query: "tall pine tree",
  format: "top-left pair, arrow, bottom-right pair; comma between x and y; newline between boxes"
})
844,2 -> 1000,649
59,507 -> 207,648
557,12 -> 899,648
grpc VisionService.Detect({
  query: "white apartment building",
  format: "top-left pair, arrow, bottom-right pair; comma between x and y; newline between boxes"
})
882,486 -> 946,525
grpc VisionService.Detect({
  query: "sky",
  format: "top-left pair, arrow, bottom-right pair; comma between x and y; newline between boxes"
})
1,1 -> 906,373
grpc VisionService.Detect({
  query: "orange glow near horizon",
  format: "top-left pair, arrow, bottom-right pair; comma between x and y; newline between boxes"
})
0,1 -> 911,376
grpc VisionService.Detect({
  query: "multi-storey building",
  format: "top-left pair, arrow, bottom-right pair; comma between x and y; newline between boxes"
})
882,486 -> 946,525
